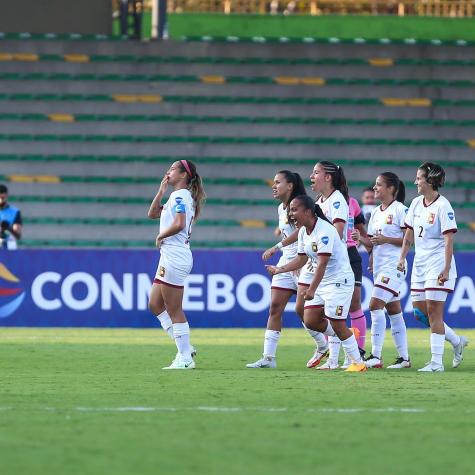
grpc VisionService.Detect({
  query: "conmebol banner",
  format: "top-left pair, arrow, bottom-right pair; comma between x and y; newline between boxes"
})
0,250 -> 474,328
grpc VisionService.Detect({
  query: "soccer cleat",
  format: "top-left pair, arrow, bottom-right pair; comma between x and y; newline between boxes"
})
341,357 -> 351,370
364,354 -> 383,369
387,357 -> 411,369
191,345 -> 197,359
344,362 -> 367,372
306,346 -> 329,368
452,336 -> 468,368
162,356 -> 196,370
316,360 -> 340,371
246,356 -> 276,369
417,361 -> 444,372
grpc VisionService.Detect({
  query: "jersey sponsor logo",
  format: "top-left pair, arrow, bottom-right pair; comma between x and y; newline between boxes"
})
336,305 -> 344,316
448,212 -> 455,220
159,266 -> 166,277
311,242 -> 318,252
386,214 -> 393,225
427,212 -> 435,224
333,201 -> 341,209
321,236 -> 329,245
174,196 -> 186,213
381,276 -> 390,284
404,208 -> 408,214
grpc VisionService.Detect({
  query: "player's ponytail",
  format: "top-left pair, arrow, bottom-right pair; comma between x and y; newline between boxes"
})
178,159 -> 206,220
380,171 -> 406,204
318,161 -> 349,203
277,170 -> 307,223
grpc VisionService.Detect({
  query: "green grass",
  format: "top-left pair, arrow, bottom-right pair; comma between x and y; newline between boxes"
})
0,328 -> 473,475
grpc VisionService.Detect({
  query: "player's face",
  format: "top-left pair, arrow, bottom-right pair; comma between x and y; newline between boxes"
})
289,199 -> 309,227
310,164 -> 327,193
0,192 -> 7,208
373,176 -> 390,202
415,169 -> 430,195
166,162 -> 187,186
272,174 -> 292,202
362,190 -> 375,205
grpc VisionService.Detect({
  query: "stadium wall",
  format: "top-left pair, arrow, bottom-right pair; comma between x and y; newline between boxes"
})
1,250 -> 474,328
166,14 -> 475,41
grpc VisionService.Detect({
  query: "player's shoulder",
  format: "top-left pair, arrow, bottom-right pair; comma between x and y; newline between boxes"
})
329,190 -> 347,210
394,200 -> 408,213
436,194 -> 453,209
409,195 -> 423,208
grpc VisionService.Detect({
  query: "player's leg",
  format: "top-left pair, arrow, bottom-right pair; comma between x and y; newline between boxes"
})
385,299 -> 410,368
149,282 -> 174,340
365,295 -> 386,368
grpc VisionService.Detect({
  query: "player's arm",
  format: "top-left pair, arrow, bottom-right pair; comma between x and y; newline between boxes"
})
398,227 -> 414,271
371,230 -> 405,247
148,175 -> 169,219
333,220 -> 345,239
262,229 -> 299,260
266,254 -> 307,274
438,231 -> 455,284
305,254 -> 330,299
155,212 -> 186,247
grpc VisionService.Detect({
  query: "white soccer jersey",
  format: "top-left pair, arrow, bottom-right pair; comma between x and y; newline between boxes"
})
297,218 -> 353,284
278,203 -> 298,261
368,200 -> 408,275
315,190 -> 349,241
160,189 -> 195,248
404,194 -> 458,281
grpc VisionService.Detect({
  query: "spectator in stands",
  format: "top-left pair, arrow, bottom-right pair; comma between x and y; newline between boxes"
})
361,186 -> 376,225
119,0 -> 143,39
0,184 -> 22,250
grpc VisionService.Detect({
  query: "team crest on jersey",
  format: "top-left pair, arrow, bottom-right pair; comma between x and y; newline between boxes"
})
174,196 -> 185,213
386,214 -> 393,225
427,212 -> 436,224
333,201 -> 341,209
159,266 -> 166,277
336,305 -> 344,316
311,242 -> 318,252
448,212 -> 454,220
381,276 -> 390,284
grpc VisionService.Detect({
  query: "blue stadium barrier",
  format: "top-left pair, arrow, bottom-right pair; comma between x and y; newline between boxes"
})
0,250 -> 474,328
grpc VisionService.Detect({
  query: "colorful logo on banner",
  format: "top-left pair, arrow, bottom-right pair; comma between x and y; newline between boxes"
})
0,263 -> 25,318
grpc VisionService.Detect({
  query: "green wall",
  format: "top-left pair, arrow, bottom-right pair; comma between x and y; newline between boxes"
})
167,13 -> 475,41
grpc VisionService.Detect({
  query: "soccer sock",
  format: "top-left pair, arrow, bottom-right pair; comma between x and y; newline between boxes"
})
263,329 -> 280,358
350,309 -> 367,349
389,312 -> 409,360
444,323 -> 461,347
430,332 -> 445,365
156,310 -> 174,340
172,322 -> 192,360
302,322 -> 328,349
323,319 -> 336,337
328,336 -> 341,365
341,333 -> 363,364
370,309 -> 386,359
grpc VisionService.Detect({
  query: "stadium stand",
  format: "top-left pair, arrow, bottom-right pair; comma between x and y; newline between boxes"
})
0,37 -> 473,248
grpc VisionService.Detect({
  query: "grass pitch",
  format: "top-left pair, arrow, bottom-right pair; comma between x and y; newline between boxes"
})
0,328 -> 473,475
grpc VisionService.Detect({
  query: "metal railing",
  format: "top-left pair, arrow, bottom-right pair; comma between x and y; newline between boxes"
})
159,1 -> 475,16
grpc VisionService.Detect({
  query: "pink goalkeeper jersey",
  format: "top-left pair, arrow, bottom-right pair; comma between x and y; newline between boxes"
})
346,197 -> 361,248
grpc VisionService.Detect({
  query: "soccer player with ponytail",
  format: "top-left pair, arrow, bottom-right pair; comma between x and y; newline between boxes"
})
147,160 -> 206,369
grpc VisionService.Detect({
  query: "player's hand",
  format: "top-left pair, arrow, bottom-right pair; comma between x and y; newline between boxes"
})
265,265 -> 281,276
351,229 -> 361,243
262,246 -> 278,261
158,175 -> 169,194
370,234 -> 386,246
438,270 -> 449,285
155,236 -> 163,248
396,260 -> 405,273
303,288 -> 315,300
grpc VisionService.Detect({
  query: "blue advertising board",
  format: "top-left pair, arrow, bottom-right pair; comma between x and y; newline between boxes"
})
0,250 -> 474,328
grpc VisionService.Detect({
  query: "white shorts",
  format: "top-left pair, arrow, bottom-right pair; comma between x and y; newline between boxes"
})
298,259 -> 315,286
411,278 -> 455,302
304,279 -> 354,320
154,246 -> 193,288
272,271 -> 298,293
372,268 -> 406,304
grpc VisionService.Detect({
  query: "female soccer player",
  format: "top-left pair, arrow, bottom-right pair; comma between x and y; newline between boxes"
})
352,172 -> 410,369
398,162 -> 468,372
246,171 -> 328,368
267,195 -> 366,372
147,160 -> 206,369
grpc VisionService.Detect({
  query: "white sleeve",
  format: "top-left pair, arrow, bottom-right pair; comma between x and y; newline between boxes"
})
317,230 -> 334,256
297,228 -> 305,255
331,199 -> 348,224
397,203 -> 409,229
439,200 -> 458,235
404,199 -> 416,229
